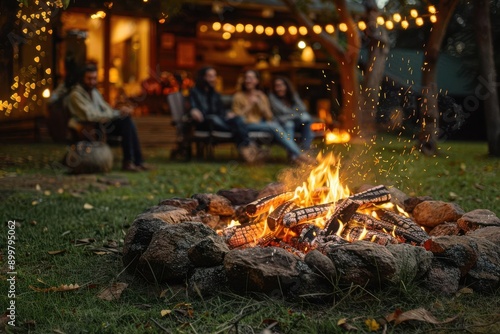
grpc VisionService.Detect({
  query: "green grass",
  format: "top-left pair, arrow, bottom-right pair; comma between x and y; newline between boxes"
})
1,137 -> 499,333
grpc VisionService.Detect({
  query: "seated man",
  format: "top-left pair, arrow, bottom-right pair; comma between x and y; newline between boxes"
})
66,62 -> 148,172
188,66 -> 262,163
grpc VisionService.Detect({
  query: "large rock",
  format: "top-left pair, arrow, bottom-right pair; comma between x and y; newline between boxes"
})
64,141 -> 113,174
465,237 -> 500,293
457,209 -> 500,232
188,235 -> 229,267
304,249 -> 337,281
412,201 -> 465,228
386,243 -> 433,284
323,241 -> 397,288
224,247 -> 301,294
467,226 -> 500,244
135,221 -> 218,283
423,236 -> 479,277
191,193 -> 235,216
423,259 -> 461,295
188,266 -> 228,298
429,222 -> 461,237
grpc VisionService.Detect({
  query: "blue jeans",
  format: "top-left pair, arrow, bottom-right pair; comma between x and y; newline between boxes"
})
282,118 -> 313,150
197,114 -> 252,148
106,116 -> 143,165
246,120 -> 303,158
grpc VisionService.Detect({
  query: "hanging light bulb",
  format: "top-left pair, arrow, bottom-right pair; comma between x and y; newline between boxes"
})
393,13 -> 402,23
358,21 -> 367,30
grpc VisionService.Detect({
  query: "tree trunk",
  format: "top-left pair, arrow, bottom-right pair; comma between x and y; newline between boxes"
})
474,0 -> 500,156
419,0 -> 459,156
282,0 -> 360,134
359,0 -> 389,140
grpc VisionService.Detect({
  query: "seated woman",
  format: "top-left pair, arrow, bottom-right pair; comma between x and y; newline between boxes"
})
269,76 -> 314,151
231,69 -> 315,165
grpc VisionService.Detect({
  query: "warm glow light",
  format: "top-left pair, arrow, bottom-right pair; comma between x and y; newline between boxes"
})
385,21 -> 394,30
299,26 -> 308,35
325,129 -> 351,144
235,23 -> 244,33
430,15 -> 437,23
158,18 -> 165,24
325,24 -> 335,34
245,24 -> 254,33
42,88 -> 50,98
288,26 -> 298,35
265,27 -> 274,36
376,16 -> 385,25
428,5 -> 437,14
276,26 -> 285,35
358,21 -> 367,30
255,25 -> 264,34
200,24 -> 208,32
223,23 -> 235,33
401,20 -> 409,29
393,13 -> 402,22
410,9 -> 418,18
222,32 -> 231,40
415,17 -> 424,26
339,23 -> 348,32
313,25 -> 322,34
297,40 -> 307,49
212,22 -> 221,31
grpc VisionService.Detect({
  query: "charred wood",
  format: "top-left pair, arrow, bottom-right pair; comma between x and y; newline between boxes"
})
245,191 -> 295,217
267,201 -> 298,231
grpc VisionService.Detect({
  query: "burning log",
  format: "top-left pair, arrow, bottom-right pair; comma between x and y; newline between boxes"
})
323,198 -> 360,236
267,201 -> 298,231
223,221 -> 266,249
378,210 -> 430,244
282,202 -> 333,228
350,185 -> 391,207
342,225 -> 399,245
245,191 -> 295,217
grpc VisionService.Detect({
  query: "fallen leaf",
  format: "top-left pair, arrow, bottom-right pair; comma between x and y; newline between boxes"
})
365,318 -> 380,331
93,251 -> 110,255
387,308 -> 458,325
57,188 -> 64,194
29,283 -> 80,292
30,220 -> 37,226
47,250 -> 66,255
83,203 -> 94,210
32,200 -> 39,206
61,230 -> 71,237
456,287 -> 474,296
449,192 -> 458,200
159,289 -> 168,298
160,309 -> 172,317
44,190 -> 51,196
52,329 -> 66,334
73,238 -> 95,246
36,184 -> 41,191
474,183 -> 485,190
385,309 -> 403,323
97,283 -> 128,301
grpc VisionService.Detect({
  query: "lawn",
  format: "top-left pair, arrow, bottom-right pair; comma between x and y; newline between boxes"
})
1,136 -> 499,333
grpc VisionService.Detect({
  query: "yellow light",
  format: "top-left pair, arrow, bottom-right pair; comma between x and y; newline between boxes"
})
428,5 -> 436,14
298,40 -> 306,49
212,22 -> 221,31
288,26 -> 297,35
36,45 -> 41,51
223,23 -> 234,33
45,68 -> 51,75
358,21 -> 367,30
393,13 -> 401,23
245,24 -> 254,33
313,25 -> 322,34
377,16 -> 385,25
299,26 -> 308,35
255,25 -> 264,34
158,18 -> 165,24
222,32 -> 231,40
200,24 -> 208,32
235,23 -> 244,33
265,27 -> 274,36
385,21 -> 394,30
401,20 -> 409,29
339,23 -> 348,32
276,26 -> 285,35
34,57 -> 40,63
96,10 -> 106,18
430,15 -> 437,23
410,9 -> 418,18
325,24 -> 335,34
416,17 -> 424,26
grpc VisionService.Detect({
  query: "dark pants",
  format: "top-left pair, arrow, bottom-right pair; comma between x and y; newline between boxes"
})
196,115 -> 251,148
105,116 -> 143,165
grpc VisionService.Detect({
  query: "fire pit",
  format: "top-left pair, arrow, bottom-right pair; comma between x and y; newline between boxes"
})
123,154 -> 500,301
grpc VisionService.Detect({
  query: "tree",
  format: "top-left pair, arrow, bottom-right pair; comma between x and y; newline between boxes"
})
474,0 -> 500,156
418,0 -> 460,156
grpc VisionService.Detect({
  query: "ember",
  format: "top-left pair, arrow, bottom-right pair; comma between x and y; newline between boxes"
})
220,154 -> 428,255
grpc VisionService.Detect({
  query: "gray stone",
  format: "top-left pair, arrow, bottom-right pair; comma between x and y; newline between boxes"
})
188,235 -> 229,267
137,222 -> 218,283
423,259 -> 461,295
224,247 -> 301,294
216,188 -> 259,205
424,236 -> 479,277
324,241 -> 397,288
457,209 -> 500,232
304,249 -> 337,281
412,201 -> 465,228
465,237 -> 500,293
188,266 -> 228,298
467,226 -> 500,244
158,198 -> 198,213
387,243 -> 433,284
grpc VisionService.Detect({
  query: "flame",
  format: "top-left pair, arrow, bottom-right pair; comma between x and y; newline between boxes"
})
325,128 -> 351,144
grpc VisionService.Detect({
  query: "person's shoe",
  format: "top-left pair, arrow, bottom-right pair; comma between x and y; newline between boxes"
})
122,161 -> 139,172
136,163 -> 154,171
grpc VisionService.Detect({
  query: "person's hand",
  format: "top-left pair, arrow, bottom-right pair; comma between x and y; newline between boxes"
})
249,94 -> 260,105
119,105 -> 134,116
190,108 -> 204,122
226,112 -> 236,119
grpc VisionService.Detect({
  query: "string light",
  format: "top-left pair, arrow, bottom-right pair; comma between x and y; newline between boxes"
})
325,24 -> 335,34
415,17 -> 424,26
276,26 -> 285,35
410,9 -> 418,18
376,16 -> 385,25
385,21 -> 394,30
299,26 -> 308,35
339,23 -> 348,32
428,5 -> 437,14
401,20 -> 409,29
393,13 -> 402,23
358,21 -> 367,30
